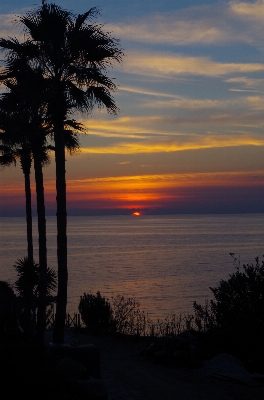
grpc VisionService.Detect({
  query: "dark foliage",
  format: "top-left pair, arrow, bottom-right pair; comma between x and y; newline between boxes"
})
14,256 -> 57,299
111,294 -> 149,336
78,291 -> 113,334
13,256 -> 57,334
193,255 -> 264,366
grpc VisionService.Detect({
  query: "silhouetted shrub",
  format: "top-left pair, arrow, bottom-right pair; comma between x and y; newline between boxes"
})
111,294 -> 149,335
78,291 -> 198,337
193,255 -> 264,360
151,312 -> 195,337
78,291 -> 113,334
14,257 -> 57,302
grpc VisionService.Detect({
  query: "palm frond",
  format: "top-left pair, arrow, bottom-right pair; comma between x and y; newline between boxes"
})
64,119 -> 85,132
74,8 -> 98,31
64,131 -> 80,154
86,86 -> 118,114
0,152 -> 17,167
13,257 -> 39,298
66,81 -> 90,111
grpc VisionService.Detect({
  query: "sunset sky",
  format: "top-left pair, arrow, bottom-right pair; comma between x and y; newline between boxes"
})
0,0 -> 263,215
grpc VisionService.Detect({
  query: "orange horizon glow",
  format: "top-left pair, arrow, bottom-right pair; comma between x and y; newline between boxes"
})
0,170 -> 263,212
64,170 -> 264,209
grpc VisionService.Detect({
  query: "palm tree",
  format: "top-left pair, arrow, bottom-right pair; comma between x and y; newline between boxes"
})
0,89 -> 50,340
0,134 -> 34,266
12,1 -> 123,343
0,44 -> 44,273
0,75 -> 81,342
0,61 -> 50,341
0,120 -> 81,341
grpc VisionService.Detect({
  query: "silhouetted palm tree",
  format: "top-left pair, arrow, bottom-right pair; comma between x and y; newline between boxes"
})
0,1 -> 122,343
0,39 -> 61,340
14,1 -> 123,343
0,81 -> 51,340
0,132 -> 34,266
0,89 -> 81,342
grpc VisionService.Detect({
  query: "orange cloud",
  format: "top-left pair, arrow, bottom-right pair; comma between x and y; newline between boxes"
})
1,170 -> 263,213
63,170 -> 264,209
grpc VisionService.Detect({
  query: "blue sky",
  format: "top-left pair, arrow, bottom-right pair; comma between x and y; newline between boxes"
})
0,0 -> 263,215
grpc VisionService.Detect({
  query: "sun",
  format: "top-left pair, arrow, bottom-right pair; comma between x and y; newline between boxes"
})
132,211 -> 141,216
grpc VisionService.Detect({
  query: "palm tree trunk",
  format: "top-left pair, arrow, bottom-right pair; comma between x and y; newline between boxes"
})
20,154 -> 34,336
33,152 -> 47,343
21,155 -> 34,265
53,120 -> 68,344
24,172 -> 34,264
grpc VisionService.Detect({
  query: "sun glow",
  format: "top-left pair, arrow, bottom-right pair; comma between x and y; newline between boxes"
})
132,211 -> 141,216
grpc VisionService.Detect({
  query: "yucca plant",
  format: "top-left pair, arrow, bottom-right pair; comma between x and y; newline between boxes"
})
14,256 -> 57,336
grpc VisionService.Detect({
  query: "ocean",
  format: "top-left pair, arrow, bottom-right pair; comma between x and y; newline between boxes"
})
0,214 -> 263,320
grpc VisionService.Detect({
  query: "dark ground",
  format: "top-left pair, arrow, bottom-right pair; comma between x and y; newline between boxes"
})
1,330 -> 264,400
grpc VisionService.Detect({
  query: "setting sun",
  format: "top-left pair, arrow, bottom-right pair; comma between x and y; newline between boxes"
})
132,211 -> 141,216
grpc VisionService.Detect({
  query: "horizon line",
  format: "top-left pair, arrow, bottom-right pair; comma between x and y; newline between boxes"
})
1,207 -> 264,217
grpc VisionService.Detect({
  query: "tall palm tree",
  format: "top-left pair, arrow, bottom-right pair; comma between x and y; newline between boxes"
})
0,87 -> 50,340
0,43 -> 43,273
13,1 -> 123,343
0,40 -> 58,340
0,116 -> 81,341
0,76 -> 82,342
0,1 -> 122,343
0,74 -> 81,343
0,129 -> 34,266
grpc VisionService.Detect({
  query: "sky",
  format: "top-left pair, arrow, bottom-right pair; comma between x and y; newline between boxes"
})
0,0 -> 263,216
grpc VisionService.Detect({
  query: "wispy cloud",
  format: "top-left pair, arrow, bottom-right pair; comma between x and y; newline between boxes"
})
107,18 -> 231,46
225,76 -> 264,92
144,98 -> 228,110
230,0 -> 264,19
121,52 -> 264,78
106,1 -> 264,47
246,95 -> 264,110
119,86 -> 177,98
80,133 -> 264,154
67,170 -> 264,189
143,94 -> 264,111
80,99 -> 264,140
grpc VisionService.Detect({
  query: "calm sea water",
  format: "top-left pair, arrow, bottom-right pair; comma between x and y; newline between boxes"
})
0,214 -> 263,320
